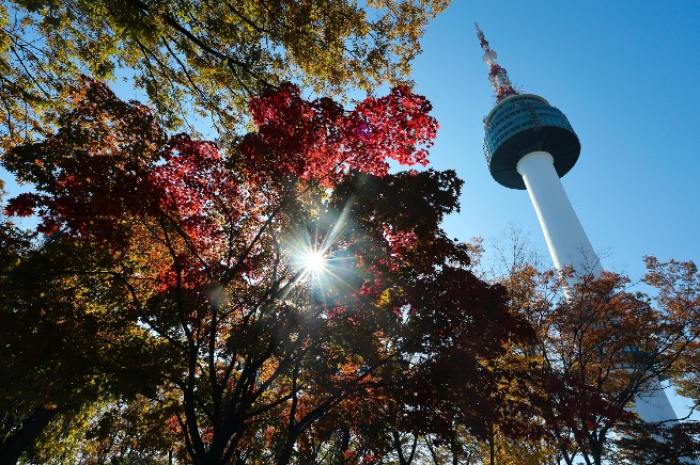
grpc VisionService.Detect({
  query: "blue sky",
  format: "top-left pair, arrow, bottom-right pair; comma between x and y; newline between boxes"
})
411,0 -> 700,280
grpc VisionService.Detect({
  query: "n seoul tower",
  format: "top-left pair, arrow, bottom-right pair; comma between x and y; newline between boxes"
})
474,24 -> 677,423
476,23 -> 602,277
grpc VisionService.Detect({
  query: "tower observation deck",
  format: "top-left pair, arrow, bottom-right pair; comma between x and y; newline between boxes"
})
483,94 -> 580,190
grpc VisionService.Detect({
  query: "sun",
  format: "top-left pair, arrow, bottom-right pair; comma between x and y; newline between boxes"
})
285,199 -> 356,285
301,248 -> 328,275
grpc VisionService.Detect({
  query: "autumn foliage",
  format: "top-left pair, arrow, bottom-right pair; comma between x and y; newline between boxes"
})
0,0 -> 452,148
1,78 -> 536,463
496,260 -> 700,465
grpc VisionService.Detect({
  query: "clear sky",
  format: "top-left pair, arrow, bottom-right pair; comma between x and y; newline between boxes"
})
411,0 -> 700,280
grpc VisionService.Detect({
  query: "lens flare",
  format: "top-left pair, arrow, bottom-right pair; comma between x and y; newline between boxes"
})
285,198 -> 357,298
302,248 -> 327,274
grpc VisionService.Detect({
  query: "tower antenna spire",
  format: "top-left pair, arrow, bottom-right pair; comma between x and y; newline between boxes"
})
475,23 -> 517,100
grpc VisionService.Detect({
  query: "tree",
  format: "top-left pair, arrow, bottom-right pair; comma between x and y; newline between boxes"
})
2,78 -> 533,463
0,0 -> 450,147
498,259 -> 700,465
0,222 -> 164,463
612,421 -> 700,465
644,256 -> 700,410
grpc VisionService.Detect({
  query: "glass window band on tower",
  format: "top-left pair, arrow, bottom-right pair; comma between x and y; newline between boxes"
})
483,94 -> 581,190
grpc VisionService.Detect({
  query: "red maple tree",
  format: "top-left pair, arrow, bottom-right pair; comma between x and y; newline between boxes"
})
3,78 -> 534,463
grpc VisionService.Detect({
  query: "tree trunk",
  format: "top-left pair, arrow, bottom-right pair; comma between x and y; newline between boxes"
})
0,406 -> 59,465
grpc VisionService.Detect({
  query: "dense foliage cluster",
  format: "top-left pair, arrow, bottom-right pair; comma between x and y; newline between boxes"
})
0,0 -> 450,147
0,78 -> 536,463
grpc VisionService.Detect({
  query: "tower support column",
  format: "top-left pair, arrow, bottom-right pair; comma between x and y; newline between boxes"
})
516,151 -> 603,277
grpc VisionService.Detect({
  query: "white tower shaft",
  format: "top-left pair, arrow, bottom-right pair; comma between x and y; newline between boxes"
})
516,151 -> 677,424
516,151 -> 603,277
634,382 -> 678,423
